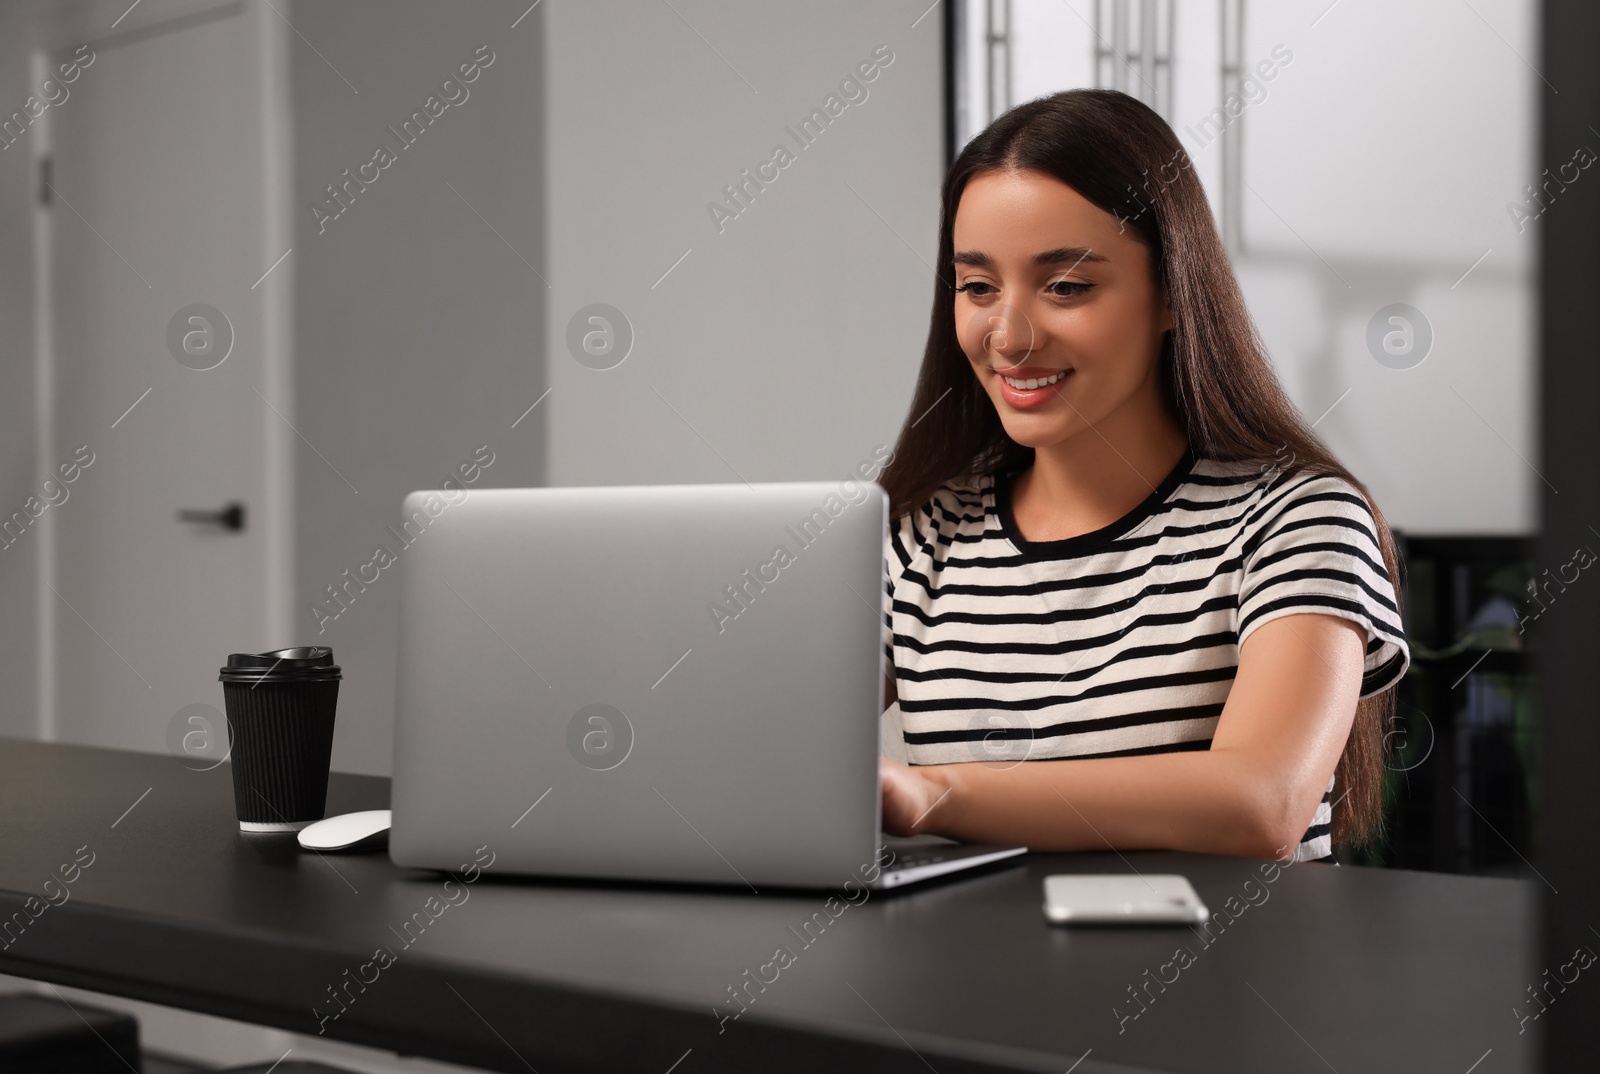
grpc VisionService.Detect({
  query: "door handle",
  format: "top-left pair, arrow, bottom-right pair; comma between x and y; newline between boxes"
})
177,502 -> 245,532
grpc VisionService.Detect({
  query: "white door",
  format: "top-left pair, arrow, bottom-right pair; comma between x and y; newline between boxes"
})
42,2 -> 291,753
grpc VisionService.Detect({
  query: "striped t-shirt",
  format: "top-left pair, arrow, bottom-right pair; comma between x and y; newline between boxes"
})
881,446 -> 1410,863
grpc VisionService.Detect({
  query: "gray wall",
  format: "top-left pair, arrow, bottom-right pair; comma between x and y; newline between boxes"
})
0,4 -> 43,741
544,1 -> 942,488
290,0 -> 547,774
295,0 -> 944,775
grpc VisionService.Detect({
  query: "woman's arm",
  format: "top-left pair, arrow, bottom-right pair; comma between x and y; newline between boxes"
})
880,612 -> 1368,859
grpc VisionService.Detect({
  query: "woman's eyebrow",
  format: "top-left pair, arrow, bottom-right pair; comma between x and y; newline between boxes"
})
1034,246 -> 1108,267
951,246 -> 1109,268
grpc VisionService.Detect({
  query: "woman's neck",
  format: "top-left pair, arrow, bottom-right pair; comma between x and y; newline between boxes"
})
1010,415 -> 1189,544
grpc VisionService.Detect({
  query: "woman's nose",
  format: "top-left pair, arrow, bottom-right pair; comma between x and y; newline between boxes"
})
969,302 -> 1038,361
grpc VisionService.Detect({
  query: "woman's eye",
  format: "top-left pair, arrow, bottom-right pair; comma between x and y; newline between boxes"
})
954,281 -> 995,297
1049,281 -> 1092,298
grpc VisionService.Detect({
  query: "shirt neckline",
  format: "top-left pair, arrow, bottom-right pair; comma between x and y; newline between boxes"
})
991,445 -> 1199,559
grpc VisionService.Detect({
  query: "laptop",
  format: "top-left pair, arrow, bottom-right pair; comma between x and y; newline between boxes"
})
388,480 -> 1027,890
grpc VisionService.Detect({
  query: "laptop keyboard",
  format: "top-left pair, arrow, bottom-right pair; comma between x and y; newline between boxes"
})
890,847 -> 949,869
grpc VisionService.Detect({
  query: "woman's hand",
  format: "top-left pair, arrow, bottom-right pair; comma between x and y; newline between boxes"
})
880,758 -> 954,837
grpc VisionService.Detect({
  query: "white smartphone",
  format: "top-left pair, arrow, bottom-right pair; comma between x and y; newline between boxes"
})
1042,874 -> 1209,925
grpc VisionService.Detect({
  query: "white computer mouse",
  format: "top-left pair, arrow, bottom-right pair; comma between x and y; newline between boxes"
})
297,809 -> 392,852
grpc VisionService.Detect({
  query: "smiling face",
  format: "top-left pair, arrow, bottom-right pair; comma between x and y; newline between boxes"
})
952,167 -> 1175,451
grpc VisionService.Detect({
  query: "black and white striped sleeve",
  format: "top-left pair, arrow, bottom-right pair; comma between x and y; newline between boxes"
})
882,523 -> 896,668
1237,473 -> 1410,698
883,496 -> 931,671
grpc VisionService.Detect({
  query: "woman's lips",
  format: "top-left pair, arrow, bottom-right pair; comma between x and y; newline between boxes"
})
992,365 -> 1072,409
991,364 -> 1069,380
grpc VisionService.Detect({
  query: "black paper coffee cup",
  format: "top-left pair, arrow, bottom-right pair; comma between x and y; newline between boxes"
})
218,647 -> 342,832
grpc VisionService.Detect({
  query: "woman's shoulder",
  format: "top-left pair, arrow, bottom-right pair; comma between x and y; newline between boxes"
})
889,473 -> 994,551
1191,455 -> 1374,511
902,472 -> 991,521
1252,463 -> 1378,530
1230,461 -> 1393,591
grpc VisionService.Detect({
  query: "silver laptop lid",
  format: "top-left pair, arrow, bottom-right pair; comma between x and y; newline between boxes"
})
389,480 -> 887,889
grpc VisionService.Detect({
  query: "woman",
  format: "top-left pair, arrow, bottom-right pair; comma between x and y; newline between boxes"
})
876,89 -> 1410,864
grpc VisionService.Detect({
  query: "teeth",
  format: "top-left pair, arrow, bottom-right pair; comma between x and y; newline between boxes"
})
1001,370 -> 1068,390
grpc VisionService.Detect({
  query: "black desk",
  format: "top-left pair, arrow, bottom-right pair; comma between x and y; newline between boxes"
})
0,738 -> 1535,1073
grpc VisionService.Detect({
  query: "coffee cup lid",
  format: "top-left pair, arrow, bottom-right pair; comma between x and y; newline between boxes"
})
220,646 -> 342,683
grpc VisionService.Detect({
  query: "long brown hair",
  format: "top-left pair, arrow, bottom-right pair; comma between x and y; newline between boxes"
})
877,88 -> 1404,852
